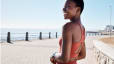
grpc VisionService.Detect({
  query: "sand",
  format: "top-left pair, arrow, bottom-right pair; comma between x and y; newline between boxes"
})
100,37 -> 114,45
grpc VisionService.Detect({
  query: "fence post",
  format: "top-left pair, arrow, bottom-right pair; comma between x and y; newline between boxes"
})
39,32 -> 42,40
7,32 -> 11,43
25,32 -> 29,41
95,33 -> 96,36
49,32 -> 51,39
89,33 -> 90,36
56,32 -> 57,38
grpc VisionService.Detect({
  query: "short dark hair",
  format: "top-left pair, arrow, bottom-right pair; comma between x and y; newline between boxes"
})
70,0 -> 84,14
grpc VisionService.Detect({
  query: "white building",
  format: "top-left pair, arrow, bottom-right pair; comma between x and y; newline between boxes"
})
99,25 -> 114,35
105,25 -> 114,32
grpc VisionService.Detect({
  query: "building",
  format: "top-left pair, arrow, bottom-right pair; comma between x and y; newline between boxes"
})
99,25 -> 114,35
105,25 -> 114,32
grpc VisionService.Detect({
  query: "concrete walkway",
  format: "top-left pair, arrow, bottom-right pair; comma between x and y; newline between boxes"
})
1,36 -> 99,64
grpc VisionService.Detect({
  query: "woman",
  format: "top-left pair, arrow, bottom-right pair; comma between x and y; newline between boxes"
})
50,0 -> 86,64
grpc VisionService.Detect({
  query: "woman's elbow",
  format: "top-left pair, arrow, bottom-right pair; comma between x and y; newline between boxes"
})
80,50 -> 86,59
63,58 -> 70,63
82,54 -> 86,59
78,53 -> 86,60
81,53 -> 86,59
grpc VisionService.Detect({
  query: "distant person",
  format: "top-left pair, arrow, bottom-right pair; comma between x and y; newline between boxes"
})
50,0 -> 86,64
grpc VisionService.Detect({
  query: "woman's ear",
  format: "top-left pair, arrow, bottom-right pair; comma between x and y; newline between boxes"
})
76,7 -> 81,16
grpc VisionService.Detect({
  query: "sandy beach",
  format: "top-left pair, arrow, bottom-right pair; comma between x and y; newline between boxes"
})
1,36 -> 105,64
100,37 -> 114,45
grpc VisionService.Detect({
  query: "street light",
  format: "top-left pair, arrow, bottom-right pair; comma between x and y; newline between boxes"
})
109,5 -> 112,39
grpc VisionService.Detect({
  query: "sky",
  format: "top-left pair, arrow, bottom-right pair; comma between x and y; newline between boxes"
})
0,0 -> 114,31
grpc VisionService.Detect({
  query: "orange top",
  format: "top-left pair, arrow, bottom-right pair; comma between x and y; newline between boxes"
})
58,25 -> 85,64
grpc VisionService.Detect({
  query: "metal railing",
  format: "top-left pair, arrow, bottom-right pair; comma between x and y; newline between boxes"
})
1,31 -> 114,43
0,32 -> 62,43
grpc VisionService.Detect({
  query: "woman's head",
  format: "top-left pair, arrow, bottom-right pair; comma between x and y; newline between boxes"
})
63,0 -> 84,19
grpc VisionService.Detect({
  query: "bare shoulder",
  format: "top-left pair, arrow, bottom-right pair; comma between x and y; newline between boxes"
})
63,22 -> 74,32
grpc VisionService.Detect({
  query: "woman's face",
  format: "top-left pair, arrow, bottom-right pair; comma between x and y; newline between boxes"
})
63,1 -> 77,19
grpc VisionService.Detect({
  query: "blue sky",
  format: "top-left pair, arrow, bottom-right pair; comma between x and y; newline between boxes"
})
1,0 -> 114,31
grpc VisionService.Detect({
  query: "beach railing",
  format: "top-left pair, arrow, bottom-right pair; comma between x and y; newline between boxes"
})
1,31 -> 113,43
7,32 -> 11,43
5,32 -> 61,43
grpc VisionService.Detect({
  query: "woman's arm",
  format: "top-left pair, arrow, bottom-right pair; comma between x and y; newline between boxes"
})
77,42 -> 86,60
55,23 -> 73,63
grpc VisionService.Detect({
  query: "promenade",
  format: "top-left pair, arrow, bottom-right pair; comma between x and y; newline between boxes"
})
1,36 -> 100,64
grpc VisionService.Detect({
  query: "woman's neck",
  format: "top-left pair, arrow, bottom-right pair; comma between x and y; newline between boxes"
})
70,17 -> 81,24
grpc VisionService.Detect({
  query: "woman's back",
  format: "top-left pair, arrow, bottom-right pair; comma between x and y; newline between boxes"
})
58,22 -> 85,64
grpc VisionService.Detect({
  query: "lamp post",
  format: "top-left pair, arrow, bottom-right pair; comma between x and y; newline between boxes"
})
109,5 -> 112,39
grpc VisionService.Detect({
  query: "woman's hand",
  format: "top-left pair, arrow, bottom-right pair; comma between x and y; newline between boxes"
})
55,56 -> 63,63
50,56 -> 56,64
50,52 -> 63,63
50,52 -> 59,64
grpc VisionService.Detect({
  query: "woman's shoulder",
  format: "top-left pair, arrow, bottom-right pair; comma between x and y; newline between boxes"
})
63,22 -> 75,28
63,22 -> 81,32
64,22 -> 72,27
63,22 -> 73,31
